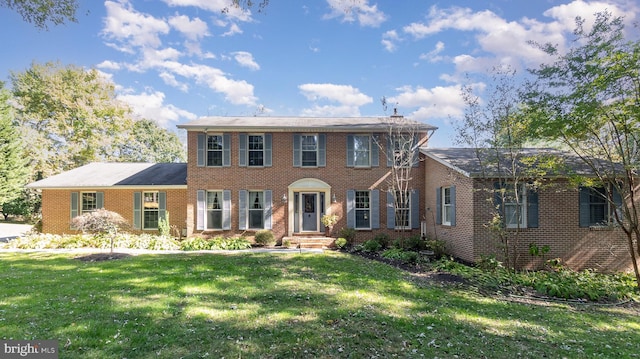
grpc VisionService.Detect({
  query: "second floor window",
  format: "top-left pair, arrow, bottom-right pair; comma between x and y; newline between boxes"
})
248,135 -> 264,166
353,135 -> 371,167
301,135 -> 318,167
207,135 -> 224,166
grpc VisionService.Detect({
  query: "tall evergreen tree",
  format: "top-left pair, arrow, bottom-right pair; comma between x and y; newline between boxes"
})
0,82 -> 29,209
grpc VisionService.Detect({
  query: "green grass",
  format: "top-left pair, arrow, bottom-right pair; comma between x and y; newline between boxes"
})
1,251 -> 639,358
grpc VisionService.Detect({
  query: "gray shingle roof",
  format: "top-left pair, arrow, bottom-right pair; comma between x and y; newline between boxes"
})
422,147 -> 600,178
27,163 -> 187,188
177,116 -> 438,132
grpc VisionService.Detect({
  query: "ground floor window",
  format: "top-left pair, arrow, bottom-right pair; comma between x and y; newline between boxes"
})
355,191 -> 371,229
143,191 -> 159,229
207,191 -> 223,230
395,190 -> 410,229
81,192 -> 98,214
248,191 -> 264,229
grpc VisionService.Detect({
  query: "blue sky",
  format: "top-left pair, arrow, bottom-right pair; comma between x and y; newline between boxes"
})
0,0 -> 638,147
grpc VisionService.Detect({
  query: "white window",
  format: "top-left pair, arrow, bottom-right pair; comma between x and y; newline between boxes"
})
207,191 -> 223,230
395,190 -> 411,229
503,183 -> 526,228
248,191 -> 264,229
143,191 -> 160,229
81,192 -> 97,215
392,135 -> 413,168
207,135 -> 224,166
248,135 -> 264,167
353,135 -> 371,167
301,135 -> 318,167
355,191 -> 371,229
442,187 -> 452,226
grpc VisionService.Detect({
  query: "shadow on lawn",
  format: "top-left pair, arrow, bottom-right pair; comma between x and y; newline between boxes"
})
1,252 -> 639,358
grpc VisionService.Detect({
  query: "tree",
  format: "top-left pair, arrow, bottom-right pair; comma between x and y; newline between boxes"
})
0,82 -> 29,215
524,12 -> 640,286
71,209 -> 128,253
118,119 -> 186,163
0,0 -> 78,29
455,67 -> 563,270
11,61 -> 134,177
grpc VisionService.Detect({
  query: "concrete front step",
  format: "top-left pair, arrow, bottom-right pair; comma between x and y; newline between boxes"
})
283,236 -> 335,249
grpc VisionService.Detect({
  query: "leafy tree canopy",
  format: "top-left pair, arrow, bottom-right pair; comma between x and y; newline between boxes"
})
0,0 -> 78,30
0,82 -> 29,207
119,119 -> 186,163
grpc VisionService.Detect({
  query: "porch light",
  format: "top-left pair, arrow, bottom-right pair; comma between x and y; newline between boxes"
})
332,193 -> 337,203
281,194 -> 288,203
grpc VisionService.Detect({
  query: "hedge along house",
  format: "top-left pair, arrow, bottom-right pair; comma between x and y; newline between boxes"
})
176,116 -> 437,246
26,163 -> 188,235
422,148 -> 632,272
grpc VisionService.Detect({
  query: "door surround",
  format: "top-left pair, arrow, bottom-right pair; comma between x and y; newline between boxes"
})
287,178 -> 332,236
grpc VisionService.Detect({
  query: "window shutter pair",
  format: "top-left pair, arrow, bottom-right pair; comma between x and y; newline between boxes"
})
293,134 -> 326,167
239,133 -> 272,167
196,190 -> 231,230
133,192 -> 166,230
435,186 -> 456,226
238,190 -> 273,230
346,189 -> 380,229
578,186 -> 622,227
385,189 -> 420,229
196,133 -> 231,167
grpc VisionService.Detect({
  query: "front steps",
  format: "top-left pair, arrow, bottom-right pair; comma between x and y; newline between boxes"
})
283,234 -> 335,249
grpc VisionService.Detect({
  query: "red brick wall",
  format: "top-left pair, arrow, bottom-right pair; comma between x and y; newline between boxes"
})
185,131 -> 426,243
40,188 -> 187,235
423,156 -> 633,272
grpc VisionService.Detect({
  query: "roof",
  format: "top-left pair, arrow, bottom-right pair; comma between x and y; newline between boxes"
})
176,116 -> 438,132
422,147 -> 600,178
27,163 -> 188,189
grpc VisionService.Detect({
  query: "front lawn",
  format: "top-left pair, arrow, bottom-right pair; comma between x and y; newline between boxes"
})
1,251 -> 639,358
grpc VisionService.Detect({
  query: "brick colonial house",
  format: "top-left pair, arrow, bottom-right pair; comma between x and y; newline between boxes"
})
27,116 -> 633,271
423,148 -> 631,272
28,116 -> 435,246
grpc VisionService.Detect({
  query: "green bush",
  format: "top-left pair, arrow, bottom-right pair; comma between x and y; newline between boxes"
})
382,248 -> 419,264
362,239 -> 382,253
334,237 -> 347,249
4,233 -> 181,250
425,238 -> 446,258
373,233 -> 390,248
254,230 -> 275,246
210,237 -> 252,250
338,227 -> 356,244
158,212 -> 171,237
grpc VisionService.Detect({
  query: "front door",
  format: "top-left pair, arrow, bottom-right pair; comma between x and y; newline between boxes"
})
302,193 -> 318,232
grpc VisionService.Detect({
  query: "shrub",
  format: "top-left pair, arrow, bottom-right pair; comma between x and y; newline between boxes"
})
477,255 -> 503,272
338,227 -> 356,244
373,233 -> 390,248
210,237 -> 252,250
254,230 -> 275,246
382,248 -> 419,264
392,235 -> 425,251
425,238 -> 446,258
158,211 -> 171,237
362,239 -> 382,253
179,237 -> 213,251
334,237 -> 347,249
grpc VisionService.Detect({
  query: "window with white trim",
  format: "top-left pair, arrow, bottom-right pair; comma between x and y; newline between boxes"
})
143,191 -> 160,230
248,191 -> 264,229
207,191 -> 223,230
503,183 -> 526,228
442,187 -> 452,226
301,135 -> 318,167
248,135 -> 264,166
207,135 -> 224,167
81,192 -> 98,214
353,135 -> 371,167
395,190 -> 410,229
355,191 -> 371,229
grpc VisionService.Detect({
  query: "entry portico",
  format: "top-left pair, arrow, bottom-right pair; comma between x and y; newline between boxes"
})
286,178 -> 332,236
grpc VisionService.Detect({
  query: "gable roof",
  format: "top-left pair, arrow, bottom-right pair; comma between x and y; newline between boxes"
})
422,147 -> 599,178
26,163 -> 187,189
177,116 -> 438,132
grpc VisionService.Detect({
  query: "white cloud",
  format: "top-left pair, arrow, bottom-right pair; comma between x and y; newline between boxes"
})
299,83 -> 373,106
381,30 -> 400,52
232,51 -> 260,70
323,0 -> 387,27
387,85 -> 467,120
96,60 -> 122,71
102,0 -> 170,51
162,0 -> 252,21
159,72 -> 189,92
168,14 -> 209,41
419,41 -> 445,62
118,90 -> 197,127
